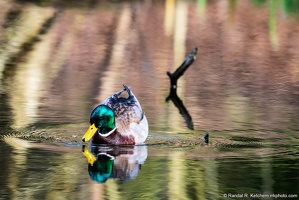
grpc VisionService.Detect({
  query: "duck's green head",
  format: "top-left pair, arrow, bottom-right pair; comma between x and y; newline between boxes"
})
82,105 -> 116,142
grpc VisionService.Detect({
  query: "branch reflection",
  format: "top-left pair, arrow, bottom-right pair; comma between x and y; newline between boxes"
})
82,145 -> 147,184
166,88 -> 194,130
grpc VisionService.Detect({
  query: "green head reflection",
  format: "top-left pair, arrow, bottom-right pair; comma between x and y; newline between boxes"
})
88,154 -> 114,183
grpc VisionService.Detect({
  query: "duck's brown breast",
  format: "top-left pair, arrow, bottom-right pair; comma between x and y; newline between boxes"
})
92,130 -> 135,145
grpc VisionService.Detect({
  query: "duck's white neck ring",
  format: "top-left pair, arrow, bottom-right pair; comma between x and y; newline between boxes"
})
98,127 -> 116,137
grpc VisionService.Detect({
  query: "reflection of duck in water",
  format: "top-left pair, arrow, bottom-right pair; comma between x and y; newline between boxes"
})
82,85 -> 148,145
82,145 -> 147,183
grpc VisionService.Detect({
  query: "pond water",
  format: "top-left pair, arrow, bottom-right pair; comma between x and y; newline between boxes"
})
1,0 -> 299,199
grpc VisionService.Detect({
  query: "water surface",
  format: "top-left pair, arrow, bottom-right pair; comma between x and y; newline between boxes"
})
0,0 -> 299,199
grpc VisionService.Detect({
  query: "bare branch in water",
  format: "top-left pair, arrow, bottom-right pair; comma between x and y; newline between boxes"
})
166,47 -> 198,88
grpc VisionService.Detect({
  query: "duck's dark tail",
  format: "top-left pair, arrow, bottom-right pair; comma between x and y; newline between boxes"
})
123,84 -> 134,98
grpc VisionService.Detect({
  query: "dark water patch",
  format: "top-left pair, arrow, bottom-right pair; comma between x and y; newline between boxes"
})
217,142 -> 269,149
2,10 -> 22,29
38,11 -> 58,35
229,136 -> 268,142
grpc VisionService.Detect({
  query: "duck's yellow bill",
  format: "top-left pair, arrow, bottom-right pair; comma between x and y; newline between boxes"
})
82,123 -> 97,142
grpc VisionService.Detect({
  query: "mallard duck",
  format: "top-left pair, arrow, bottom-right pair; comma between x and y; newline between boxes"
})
82,85 -> 148,145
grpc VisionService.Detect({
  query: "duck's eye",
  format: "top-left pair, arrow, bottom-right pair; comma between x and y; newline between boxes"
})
99,116 -> 104,120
